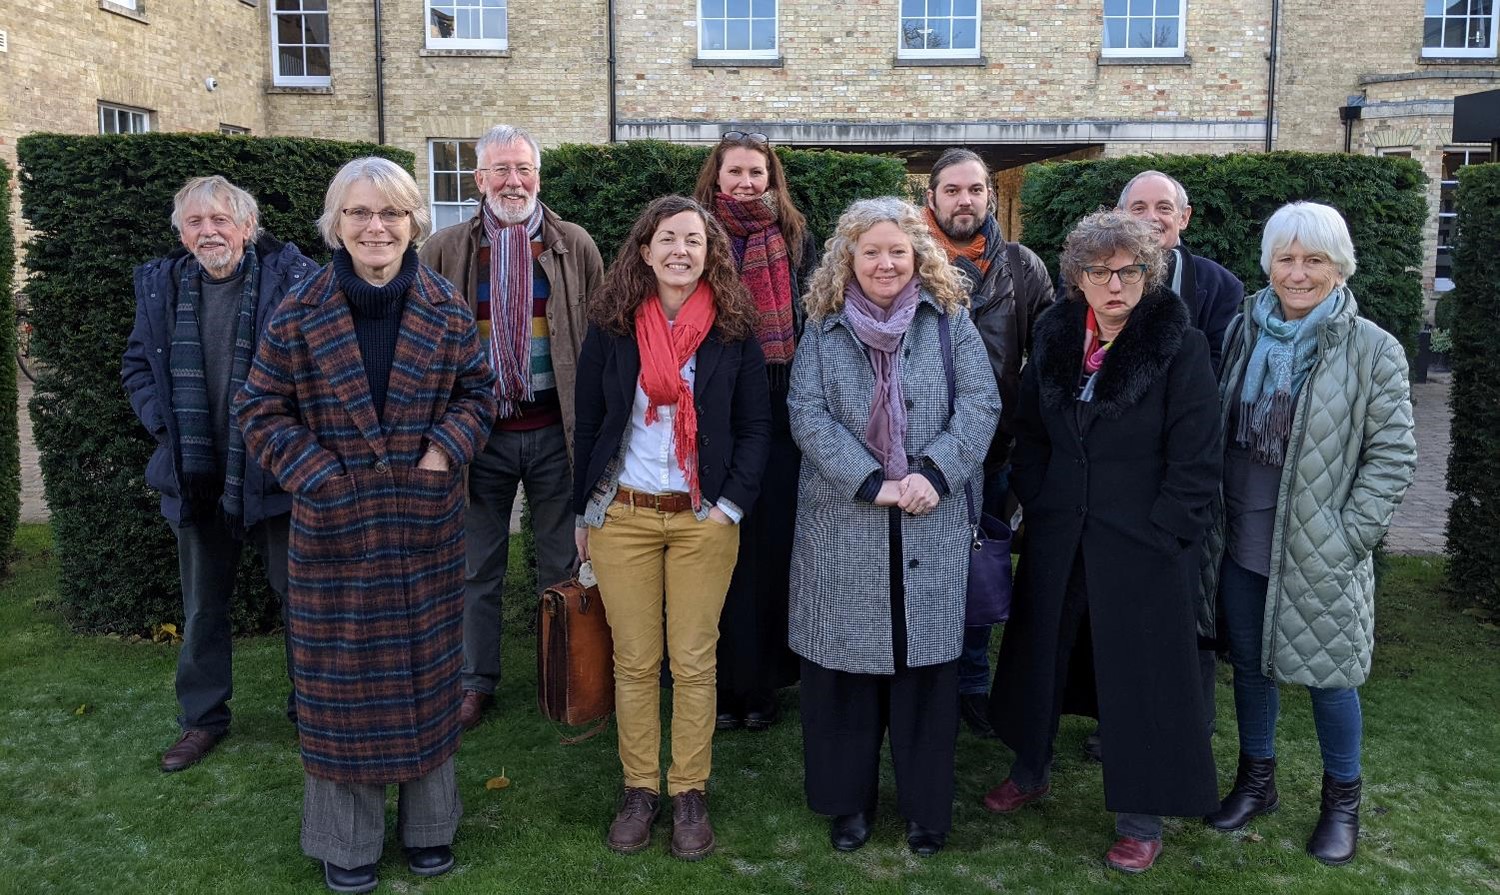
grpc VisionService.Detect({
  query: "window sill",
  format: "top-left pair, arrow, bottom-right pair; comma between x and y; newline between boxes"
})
419,47 -> 510,58
892,55 -> 987,67
1098,54 -> 1191,66
693,56 -> 784,68
1417,54 -> 1498,65
99,0 -> 147,23
266,85 -> 334,95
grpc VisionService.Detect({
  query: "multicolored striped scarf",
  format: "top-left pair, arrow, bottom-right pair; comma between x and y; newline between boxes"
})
481,198 -> 545,418
715,191 -> 796,366
170,245 -> 259,528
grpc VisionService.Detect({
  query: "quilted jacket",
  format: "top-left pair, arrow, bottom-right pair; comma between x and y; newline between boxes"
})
1199,286 -> 1416,688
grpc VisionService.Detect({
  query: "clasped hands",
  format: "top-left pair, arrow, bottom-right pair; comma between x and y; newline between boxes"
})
874,473 -> 939,515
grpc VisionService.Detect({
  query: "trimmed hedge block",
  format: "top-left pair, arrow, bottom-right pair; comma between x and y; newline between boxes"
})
0,160 -> 18,575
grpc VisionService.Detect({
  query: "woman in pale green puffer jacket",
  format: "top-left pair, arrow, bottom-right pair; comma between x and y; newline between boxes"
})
1198,202 -> 1416,868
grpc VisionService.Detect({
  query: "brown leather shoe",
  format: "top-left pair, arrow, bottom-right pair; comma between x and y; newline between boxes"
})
1105,836 -> 1162,873
669,789 -> 715,861
606,787 -> 660,854
981,778 -> 1051,814
458,690 -> 492,730
161,729 -> 223,772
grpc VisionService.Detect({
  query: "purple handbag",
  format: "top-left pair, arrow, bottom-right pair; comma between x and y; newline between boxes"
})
939,312 -> 1014,625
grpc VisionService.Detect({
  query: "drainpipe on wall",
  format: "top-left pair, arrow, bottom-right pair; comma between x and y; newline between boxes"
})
1265,0 -> 1279,152
374,0 -> 387,145
606,0 -> 617,143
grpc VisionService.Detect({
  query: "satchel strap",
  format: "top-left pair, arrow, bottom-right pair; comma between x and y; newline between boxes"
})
937,311 -> 980,530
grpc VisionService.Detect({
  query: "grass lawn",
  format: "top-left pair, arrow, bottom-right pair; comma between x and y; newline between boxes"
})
1,522 -> 1497,894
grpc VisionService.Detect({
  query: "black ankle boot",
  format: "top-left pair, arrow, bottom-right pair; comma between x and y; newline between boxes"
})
830,809 -> 875,852
1307,774 -> 1361,865
1205,754 -> 1279,832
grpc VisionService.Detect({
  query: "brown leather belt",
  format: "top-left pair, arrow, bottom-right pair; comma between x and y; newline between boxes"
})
613,485 -> 694,514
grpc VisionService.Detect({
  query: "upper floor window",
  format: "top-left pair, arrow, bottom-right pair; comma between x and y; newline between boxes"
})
430,139 -> 480,232
699,0 -> 777,59
1102,0 -> 1185,58
899,0 -> 980,59
99,102 -> 150,134
427,0 -> 507,51
1423,0 -> 1497,57
272,0 -> 331,87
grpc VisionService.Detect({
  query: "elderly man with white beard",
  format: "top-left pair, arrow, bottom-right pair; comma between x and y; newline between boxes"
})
419,124 -> 605,729
122,175 -> 319,772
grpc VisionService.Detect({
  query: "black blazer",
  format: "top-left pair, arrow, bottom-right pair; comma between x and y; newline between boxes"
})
572,322 -> 772,516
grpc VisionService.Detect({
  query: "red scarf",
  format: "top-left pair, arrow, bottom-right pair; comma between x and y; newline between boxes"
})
923,205 -> 990,275
715,191 -> 796,365
1082,306 -> 1112,374
635,281 -> 717,509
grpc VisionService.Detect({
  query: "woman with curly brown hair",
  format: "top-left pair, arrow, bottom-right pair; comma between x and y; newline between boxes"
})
572,194 -> 771,861
692,131 -> 819,732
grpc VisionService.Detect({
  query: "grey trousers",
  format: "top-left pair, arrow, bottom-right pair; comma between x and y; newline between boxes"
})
300,757 -> 462,869
171,510 -> 291,733
461,422 -> 576,694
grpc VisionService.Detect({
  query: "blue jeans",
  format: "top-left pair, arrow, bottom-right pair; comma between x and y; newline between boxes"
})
959,464 -> 1011,696
1220,557 -> 1363,782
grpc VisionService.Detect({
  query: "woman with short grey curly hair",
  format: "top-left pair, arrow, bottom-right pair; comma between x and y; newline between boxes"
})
1056,208 -> 1167,302
787,196 -> 999,856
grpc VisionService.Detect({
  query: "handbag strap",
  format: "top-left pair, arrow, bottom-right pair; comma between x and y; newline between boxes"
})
937,311 -> 980,529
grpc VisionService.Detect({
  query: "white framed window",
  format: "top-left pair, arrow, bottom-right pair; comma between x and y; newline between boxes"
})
1424,0 -> 1498,58
899,0 -> 979,58
1436,147 -> 1487,290
99,102 -> 150,134
699,0 -> 777,59
220,124 -> 251,135
1102,0 -> 1186,58
426,0 -> 507,51
271,0 -> 330,87
111,0 -> 138,10
429,139 -> 481,232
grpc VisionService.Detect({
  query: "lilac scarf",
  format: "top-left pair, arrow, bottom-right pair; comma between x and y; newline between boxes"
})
842,278 -> 921,478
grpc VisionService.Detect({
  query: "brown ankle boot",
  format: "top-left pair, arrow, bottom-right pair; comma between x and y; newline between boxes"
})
669,789 -> 715,860
606,787 -> 659,854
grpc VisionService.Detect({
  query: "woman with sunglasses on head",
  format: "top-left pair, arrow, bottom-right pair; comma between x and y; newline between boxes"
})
981,210 -> 1221,875
691,130 -> 820,732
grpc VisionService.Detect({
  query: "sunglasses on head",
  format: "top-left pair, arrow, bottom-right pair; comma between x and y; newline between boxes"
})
721,131 -> 769,145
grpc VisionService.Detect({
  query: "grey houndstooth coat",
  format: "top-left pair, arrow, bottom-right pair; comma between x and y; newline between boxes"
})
787,292 -> 999,674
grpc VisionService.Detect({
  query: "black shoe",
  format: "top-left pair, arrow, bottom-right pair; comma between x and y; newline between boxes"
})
1083,728 -> 1104,763
715,710 -> 742,731
830,810 -> 875,852
323,862 -> 377,894
1205,754 -> 1280,832
960,693 -> 997,738
743,696 -> 779,731
1307,774 -> 1361,866
715,694 -> 742,731
406,844 -> 455,877
905,820 -> 947,856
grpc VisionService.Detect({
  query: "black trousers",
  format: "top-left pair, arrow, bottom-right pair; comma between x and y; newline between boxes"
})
800,508 -> 960,833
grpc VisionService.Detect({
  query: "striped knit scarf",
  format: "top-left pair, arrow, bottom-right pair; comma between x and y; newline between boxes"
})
1236,284 -> 1341,465
170,246 -> 260,526
481,199 -> 545,418
716,191 -> 796,366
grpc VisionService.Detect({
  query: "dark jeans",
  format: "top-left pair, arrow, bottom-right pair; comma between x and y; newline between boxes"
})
461,422 -> 576,695
959,464 -> 1010,695
1220,557 -> 1363,781
171,510 -> 291,734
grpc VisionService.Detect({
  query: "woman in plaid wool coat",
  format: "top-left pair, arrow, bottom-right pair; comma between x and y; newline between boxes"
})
236,158 -> 496,893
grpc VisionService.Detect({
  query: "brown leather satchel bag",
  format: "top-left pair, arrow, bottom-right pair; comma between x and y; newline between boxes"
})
537,570 -> 614,741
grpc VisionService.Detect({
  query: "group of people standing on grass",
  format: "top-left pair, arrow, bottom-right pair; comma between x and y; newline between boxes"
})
123,122 -> 1416,894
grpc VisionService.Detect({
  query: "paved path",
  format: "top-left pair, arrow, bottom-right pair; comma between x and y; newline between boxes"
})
17,371 -> 48,523
1385,373 -> 1452,556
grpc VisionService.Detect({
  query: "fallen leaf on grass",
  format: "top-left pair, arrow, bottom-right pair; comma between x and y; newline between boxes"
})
74,704 -> 91,716
1246,832 -> 1263,842
152,623 -> 183,644
485,768 -> 510,790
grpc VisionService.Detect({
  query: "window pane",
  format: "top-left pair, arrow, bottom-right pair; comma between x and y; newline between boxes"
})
901,17 -> 924,48
727,18 -> 749,48
727,0 -> 749,17
930,0 -> 950,15
927,20 -> 950,48
1157,19 -> 1178,47
483,8 -> 505,39
305,13 -> 329,45
277,14 -> 303,45
304,0 -> 327,9
279,48 -> 305,77
702,0 -> 725,17
306,46 -> 330,76
1445,0 -> 1467,14
1475,0 -> 1493,13
1104,0 -> 1127,13
459,177 -> 480,203
951,18 -> 975,48
434,173 -> 458,204
1469,18 -> 1491,48
1129,20 -> 1154,47
1157,0 -> 1179,14
1425,0 -> 1443,11
751,0 -> 775,17
458,141 -> 477,169
751,18 -> 775,49
1425,17 -> 1443,44
1445,17 -> 1466,47
954,0 -> 976,14
432,140 -> 456,171
902,0 -> 924,14
702,19 -> 725,49
1104,18 -> 1126,47
275,0 -> 299,9
1130,0 -> 1152,15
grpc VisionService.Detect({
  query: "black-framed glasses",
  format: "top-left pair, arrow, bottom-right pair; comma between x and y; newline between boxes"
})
721,131 -> 769,145
475,164 -> 537,180
341,208 -> 411,225
1081,263 -> 1148,286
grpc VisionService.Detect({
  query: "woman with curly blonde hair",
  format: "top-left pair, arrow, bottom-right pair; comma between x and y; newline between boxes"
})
787,196 -> 998,855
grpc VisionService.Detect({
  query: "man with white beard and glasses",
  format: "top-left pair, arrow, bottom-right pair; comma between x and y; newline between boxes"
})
420,125 -> 605,729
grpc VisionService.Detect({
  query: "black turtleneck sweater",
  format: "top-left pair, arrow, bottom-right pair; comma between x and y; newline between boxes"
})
333,247 -> 417,421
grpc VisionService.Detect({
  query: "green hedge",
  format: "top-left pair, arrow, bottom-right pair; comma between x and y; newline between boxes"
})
1445,163 -> 1500,613
0,161 -> 18,575
1019,152 -> 1428,349
17,133 -> 414,634
540,139 -> 909,261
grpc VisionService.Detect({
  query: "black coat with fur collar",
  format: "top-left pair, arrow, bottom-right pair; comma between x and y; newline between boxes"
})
991,286 -> 1222,817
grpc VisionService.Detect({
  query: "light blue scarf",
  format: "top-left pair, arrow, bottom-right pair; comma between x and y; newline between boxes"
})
1236,283 -> 1343,465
